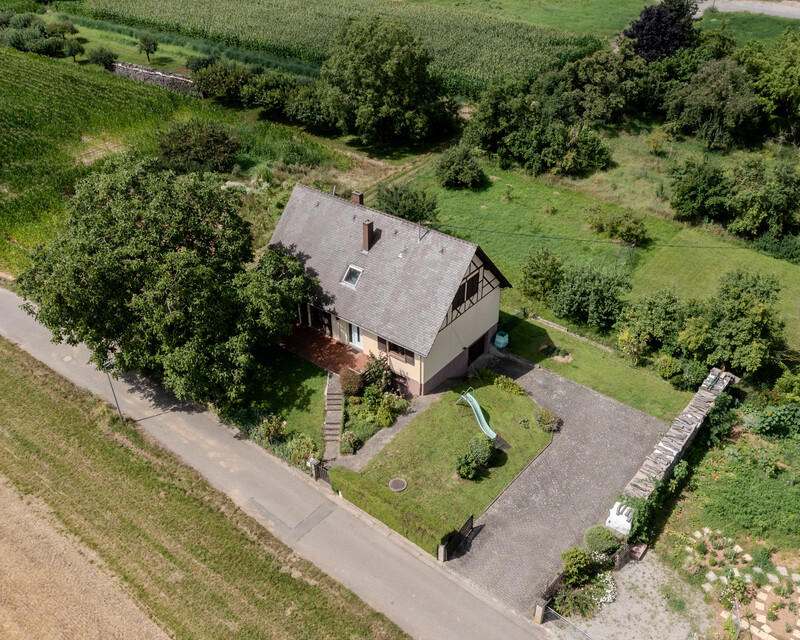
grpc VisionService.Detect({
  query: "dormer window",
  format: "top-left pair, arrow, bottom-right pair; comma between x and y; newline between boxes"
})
342,265 -> 363,288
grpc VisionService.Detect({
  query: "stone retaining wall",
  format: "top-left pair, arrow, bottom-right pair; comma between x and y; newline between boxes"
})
607,367 -> 736,535
111,62 -> 199,95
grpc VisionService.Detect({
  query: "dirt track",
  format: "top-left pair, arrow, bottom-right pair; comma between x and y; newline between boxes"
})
0,477 -> 169,640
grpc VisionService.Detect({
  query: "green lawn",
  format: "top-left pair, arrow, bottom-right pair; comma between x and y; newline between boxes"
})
408,0 -> 649,38
700,11 -> 800,47
0,336 -> 409,639
504,312 -> 692,420
333,382 -> 550,553
629,227 -> 800,356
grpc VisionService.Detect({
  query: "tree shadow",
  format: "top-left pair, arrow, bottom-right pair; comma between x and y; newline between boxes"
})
151,55 -> 175,66
118,371 -> 205,416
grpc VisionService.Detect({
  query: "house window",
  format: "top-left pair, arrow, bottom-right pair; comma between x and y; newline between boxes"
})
342,265 -> 363,288
466,273 -> 479,300
378,336 -> 414,365
452,283 -> 466,311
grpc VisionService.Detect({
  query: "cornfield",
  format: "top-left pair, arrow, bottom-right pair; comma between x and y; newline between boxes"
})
78,0 -> 600,95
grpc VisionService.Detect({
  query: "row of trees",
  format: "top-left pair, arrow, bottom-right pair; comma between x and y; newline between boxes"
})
520,248 -> 786,376
191,17 -> 454,146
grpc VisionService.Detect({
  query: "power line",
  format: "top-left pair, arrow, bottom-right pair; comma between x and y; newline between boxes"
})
431,223 -> 753,250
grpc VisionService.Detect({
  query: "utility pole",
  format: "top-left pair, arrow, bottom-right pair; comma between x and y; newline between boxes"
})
103,360 -> 123,422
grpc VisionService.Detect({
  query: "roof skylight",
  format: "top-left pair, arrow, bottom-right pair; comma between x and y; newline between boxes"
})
342,265 -> 363,288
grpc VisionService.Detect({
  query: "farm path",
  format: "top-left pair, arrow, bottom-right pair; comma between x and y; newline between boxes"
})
447,357 -> 668,620
698,0 -> 800,19
0,286 -> 544,640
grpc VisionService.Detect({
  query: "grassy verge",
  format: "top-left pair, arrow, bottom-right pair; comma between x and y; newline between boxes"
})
700,11 -> 800,47
504,312 -> 692,420
334,382 -> 550,554
0,335 -> 409,639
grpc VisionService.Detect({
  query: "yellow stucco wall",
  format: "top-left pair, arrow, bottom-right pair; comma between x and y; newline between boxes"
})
421,287 -> 501,385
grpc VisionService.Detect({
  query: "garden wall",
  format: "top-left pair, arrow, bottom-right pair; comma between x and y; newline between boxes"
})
607,367 -> 735,535
111,62 -> 199,94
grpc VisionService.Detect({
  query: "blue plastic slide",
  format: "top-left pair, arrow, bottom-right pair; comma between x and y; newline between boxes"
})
456,388 -> 497,440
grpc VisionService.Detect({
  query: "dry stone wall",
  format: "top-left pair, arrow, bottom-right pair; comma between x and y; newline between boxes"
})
111,62 -> 199,95
607,367 -> 736,535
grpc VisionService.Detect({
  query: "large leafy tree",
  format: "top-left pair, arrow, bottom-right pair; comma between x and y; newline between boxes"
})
678,269 -> 785,373
737,28 -> 800,119
19,158 -> 313,405
666,59 -> 761,149
318,16 -> 451,145
624,5 -> 687,62
375,183 -> 438,223
551,264 -> 631,332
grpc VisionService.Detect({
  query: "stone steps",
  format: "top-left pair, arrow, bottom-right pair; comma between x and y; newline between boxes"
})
322,373 -> 343,454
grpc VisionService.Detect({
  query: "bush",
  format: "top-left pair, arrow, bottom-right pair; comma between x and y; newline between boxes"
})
753,232 -> 800,265
87,46 -> 117,70
339,430 -> 361,454
552,587 -> 596,618
339,369 -> 364,397
375,404 -> 393,429
455,453 -> 478,479
520,248 -> 563,302
551,265 -> 631,332
186,53 -> 219,73
535,408 -> 559,432
250,414 -> 284,444
375,183 -> 438,224
704,392 -> 739,447
364,352 -> 392,391
26,36 -> 65,57
588,207 -> 648,244
347,395 -> 361,405
435,144 -> 484,189
158,119 -> 241,174
670,359 -> 707,391
192,58 -> 252,103
469,433 -> 494,467
8,12 -> 40,29
240,70 -> 298,114
655,354 -> 682,380
584,526 -> 620,556
750,404 -> 800,440
561,547 -> 591,588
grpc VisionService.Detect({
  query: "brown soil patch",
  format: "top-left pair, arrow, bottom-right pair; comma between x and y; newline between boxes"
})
0,271 -> 15,282
552,354 -> 573,363
0,477 -> 169,640
77,135 -> 124,165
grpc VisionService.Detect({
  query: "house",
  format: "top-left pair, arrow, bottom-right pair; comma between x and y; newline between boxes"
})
270,183 -> 511,395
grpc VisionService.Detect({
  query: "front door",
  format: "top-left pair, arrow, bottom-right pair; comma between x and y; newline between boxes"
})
468,333 -> 486,363
349,323 -> 363,349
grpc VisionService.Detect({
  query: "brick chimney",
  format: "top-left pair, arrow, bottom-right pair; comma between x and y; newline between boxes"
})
352,190 -> 364,205
363,219 -> 374,252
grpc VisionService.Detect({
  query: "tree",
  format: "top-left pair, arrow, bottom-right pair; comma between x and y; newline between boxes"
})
434,144 -> 485,189
624,5 -> 687,62
678,269 -> 785,373
192,58 -> 252,104
666,59 -> 761,149
616,288 -> 686,356
520,248 -> 563,302
45,20 -> 78,39
87,46 -> 118,70
669,157 -> 730,223
158,118 -> 241,174
317,16 -> 451,145
662,0 -> 700,43
137,32 -> 158,63
551,265 -> 631,332
62,37 -> 84,62
737,28 -> 800,119
375,183 -> 438,223
240,70 -> 298,114
18,158 -> 314,405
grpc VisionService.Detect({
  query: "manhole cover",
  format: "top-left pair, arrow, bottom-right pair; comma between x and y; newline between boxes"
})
389,478 -> 407,492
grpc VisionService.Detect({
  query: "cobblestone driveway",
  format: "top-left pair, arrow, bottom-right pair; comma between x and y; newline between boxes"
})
447,357 -> 668,619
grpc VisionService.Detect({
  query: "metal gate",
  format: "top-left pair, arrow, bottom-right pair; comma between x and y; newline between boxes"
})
544,607 -> 597,640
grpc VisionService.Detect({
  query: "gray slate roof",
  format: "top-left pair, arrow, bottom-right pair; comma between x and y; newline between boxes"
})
269,183 -> 509,357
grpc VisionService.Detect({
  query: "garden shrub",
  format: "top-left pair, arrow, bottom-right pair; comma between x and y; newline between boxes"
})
375,183 -> 438,224
240,70 -> 298,114
469,434 -> 494,467
751,546 -> 775,571
339,430 -> 360,454
250,414 -> 284,443
535,408 -> 559,432
587,207 -> 648,244
158,118 -> 241,174
561,546 -> 591,587
520,248 -> 564,302
364,352 -> 392,391
192,58 -> 253,103
551,264 -> 631,332
375,405 -> 393,429
87,46 -> 117,69
435,144 -> 484,189
656,354 -> 682,380
584,526 -> 620,556
348,395 -> 361,405
552,587 -> 596,618
339,368 -> 364,397
670,359 -> 707,391
750,404 -> 800,440
186,53 -> 219,73
455,453 -> 478,480
704,392 -> 739,447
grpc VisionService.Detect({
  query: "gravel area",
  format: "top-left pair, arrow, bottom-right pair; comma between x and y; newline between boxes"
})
0,477 -> 169,640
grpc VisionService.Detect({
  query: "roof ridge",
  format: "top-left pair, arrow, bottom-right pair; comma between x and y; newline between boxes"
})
294,182 -> 479,251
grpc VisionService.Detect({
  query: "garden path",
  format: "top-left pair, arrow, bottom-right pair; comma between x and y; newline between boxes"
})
447,357 -> 668,620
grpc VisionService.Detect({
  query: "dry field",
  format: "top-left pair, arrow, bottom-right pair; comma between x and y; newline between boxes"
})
0,478 -> 168,640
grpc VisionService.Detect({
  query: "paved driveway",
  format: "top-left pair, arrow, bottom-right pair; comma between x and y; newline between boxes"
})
447,357 -> 669,618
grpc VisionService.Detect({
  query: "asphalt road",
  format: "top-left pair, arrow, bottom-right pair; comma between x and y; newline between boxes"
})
698,0 -> 800,19
0,287 -> 544,640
